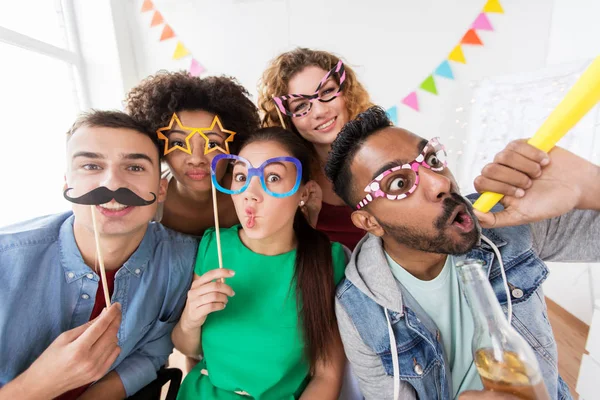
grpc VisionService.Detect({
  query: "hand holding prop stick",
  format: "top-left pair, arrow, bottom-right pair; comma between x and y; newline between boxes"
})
64,186 -> 158,308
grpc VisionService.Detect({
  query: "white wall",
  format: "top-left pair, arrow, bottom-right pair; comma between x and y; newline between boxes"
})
121,0 -> 554,169
540,0 -> 600,325
114,0 -> 600,323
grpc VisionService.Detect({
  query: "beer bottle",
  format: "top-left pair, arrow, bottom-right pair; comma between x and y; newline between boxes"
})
456,259 -> 550,400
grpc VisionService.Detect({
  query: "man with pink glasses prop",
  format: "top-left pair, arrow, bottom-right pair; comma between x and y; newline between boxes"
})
324,106 -> 600,400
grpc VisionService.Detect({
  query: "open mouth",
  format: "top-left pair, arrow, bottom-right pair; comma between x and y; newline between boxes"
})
96,201 -> 133,217
315,117 -> 336,131
448,205 -> 474,232
99,201 -> 128,211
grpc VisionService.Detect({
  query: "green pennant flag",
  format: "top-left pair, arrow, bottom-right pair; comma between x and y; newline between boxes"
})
420,75 -> 438,95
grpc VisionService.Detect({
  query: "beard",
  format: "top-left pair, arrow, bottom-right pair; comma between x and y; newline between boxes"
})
376,193 -> 481,255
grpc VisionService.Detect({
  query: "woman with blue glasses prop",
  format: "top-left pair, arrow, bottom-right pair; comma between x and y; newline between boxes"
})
172,127 -> 347,400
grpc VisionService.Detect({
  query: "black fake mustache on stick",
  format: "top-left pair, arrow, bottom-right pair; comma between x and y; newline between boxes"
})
64,186 -> 156,206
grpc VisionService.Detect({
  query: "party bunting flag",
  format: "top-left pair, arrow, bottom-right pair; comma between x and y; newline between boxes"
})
160,24 -> 175,41
434,60 -> 454,79
394,2 -> 502,112
140,1 -> 209,76
141,0 -> 154,12
448,45 -> 467,64
386,106 -> 399,125
461,29 -> 483,45
472,13 -> 493,31
420,75 -> 438,95
173,41 -> 190,59
150,11 -> 164,27
189,59 -> 206,76
483,0 -> 504,13
402,92 -> 419,112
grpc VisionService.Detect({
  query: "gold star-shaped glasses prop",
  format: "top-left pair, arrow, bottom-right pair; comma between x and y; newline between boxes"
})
156,113 -> 236,156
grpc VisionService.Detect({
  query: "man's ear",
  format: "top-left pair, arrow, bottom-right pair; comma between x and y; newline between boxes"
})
63,175 -> 68,191
158,178 -> 168,203
351,209 -> 385,237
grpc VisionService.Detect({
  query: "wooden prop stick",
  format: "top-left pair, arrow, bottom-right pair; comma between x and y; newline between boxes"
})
273,98 -> 288,130
211,184 -> 225,283
90,205 -> 111,307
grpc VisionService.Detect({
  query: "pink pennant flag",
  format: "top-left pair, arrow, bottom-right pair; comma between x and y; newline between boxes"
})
402,92 -> 419,111
472,13 -> 493,31
189,59 -> 206,76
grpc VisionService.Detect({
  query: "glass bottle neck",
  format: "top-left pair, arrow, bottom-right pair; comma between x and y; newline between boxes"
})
457,261 -> 509,332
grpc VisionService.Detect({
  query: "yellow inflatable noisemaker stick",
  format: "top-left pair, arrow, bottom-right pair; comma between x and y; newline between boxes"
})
474,56 -> 600,213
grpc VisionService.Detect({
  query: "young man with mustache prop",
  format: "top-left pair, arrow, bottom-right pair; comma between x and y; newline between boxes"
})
0,111 -> 197,399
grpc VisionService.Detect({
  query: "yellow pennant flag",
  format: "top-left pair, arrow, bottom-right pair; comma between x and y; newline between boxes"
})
448,45 -> 466,64
172,41 -> 190,60
483,0 -> 504,13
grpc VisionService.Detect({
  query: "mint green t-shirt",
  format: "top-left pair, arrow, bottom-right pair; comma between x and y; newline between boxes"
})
385,253 -> 483,398
178,226 -> 347,400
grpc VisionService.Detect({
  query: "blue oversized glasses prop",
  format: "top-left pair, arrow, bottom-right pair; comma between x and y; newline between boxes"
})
211,154 -> 302,198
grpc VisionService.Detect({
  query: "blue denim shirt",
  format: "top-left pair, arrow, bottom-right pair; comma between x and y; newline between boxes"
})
0,212 -> 198,396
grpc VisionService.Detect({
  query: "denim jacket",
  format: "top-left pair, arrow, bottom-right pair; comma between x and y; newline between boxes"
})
334,199 -> 600,400
0,212 -> 198,396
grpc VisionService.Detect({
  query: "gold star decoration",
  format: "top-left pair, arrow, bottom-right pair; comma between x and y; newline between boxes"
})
197,115 -> 237,155
156,113 -> 196,155
156,113 -> 237,156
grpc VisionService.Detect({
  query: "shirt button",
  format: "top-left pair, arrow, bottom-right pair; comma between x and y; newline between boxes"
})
511,288 -> 524,299
134,268 -> 141,275
81,294 -> 90,300
67,272 -> 75,279
414,363 -> 423,375
86,273 -> 94,279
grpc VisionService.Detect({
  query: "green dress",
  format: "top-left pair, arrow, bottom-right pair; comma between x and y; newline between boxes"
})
177,226 -> 347,400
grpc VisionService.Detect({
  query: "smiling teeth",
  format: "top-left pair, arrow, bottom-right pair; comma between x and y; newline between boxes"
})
99,202 -> 128,210
316,118 -> 335,130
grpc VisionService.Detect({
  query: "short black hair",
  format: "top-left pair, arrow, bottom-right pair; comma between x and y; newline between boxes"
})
67,110 -> 160,158
325,105 -> 392,206
125,71 -> 260,155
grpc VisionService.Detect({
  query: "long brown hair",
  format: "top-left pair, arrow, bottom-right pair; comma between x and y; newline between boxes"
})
240,127 -> 336,372
258,48 -> 373,135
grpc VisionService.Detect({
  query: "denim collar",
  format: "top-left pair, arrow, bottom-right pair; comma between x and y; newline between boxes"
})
58,215 -> 154,283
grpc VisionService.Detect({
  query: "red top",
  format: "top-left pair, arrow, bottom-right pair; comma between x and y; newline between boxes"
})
316,202 -> 366,251
55,268 -> 119,400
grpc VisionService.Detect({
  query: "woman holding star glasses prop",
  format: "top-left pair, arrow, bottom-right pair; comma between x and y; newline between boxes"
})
125,71 -> 260,238
172,127 -> 348,400
258,48 -> 374,251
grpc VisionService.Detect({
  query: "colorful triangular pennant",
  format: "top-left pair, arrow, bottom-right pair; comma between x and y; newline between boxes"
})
386,106 -> 399,125
189,59 -> 206,77
160,24 -> 175,41
462,29 -> 483,45
150,11 -> 164,27
483,0 -> 504,13
402,92 -> 419,112
420,75 -> 438,95
173,41 -> 190,60
435,61 -> 454,80
448,45 -> 467,64
141,0 -> 154,12
472,12 -> 494,31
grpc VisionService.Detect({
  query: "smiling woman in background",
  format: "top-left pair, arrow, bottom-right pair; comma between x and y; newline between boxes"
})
258,48 -> 374,250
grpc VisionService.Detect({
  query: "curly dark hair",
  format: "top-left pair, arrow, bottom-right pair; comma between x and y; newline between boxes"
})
325,105 -> 392,206
125,71 -> 260,154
